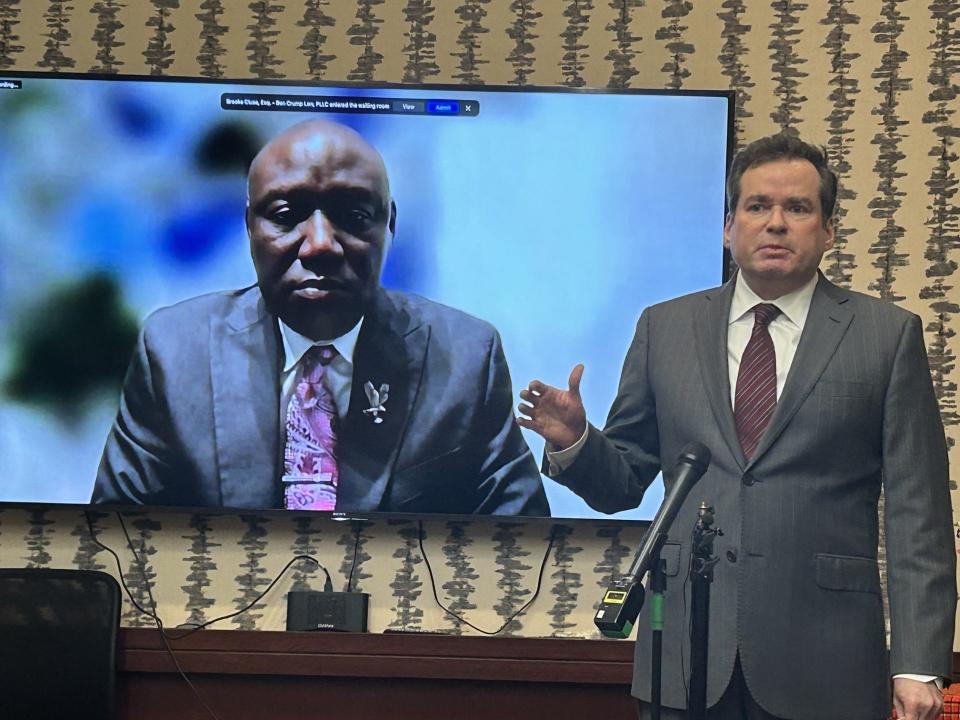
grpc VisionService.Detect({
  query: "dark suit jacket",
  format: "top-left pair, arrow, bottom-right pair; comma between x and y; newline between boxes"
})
552,274 -> 954,719
94,285 -> 549,516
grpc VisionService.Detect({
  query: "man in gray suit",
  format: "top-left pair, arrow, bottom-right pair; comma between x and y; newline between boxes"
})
518,134 -> 954,719
94,118 -> 548,516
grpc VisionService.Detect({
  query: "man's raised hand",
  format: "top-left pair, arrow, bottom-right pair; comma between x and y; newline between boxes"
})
517,364 -> 587,450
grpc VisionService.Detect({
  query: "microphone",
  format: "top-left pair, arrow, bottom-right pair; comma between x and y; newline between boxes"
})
595,441 -> 712,638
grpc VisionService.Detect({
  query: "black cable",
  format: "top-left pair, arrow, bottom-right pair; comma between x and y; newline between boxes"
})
116,513 -> 160,619
682,523 -> 696,708
84,512 -> 157,621
346,520 -> 362,592
85,512 -> 334,718
417,520 -> 557,635
165,553 -> 332,640
84,511 -> 221,720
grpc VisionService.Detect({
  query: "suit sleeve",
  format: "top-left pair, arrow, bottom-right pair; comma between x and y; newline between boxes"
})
550,308 -> 662,513
472,330 -> 551,516
92,324 -> 177,504
882,313 -> 956,678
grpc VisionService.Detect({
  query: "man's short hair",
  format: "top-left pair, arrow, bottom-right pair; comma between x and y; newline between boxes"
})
726,133 -> 838,226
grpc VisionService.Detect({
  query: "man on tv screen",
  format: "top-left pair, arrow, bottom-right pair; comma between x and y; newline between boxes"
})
518,134 -> 954,719
93,118 -> 549,516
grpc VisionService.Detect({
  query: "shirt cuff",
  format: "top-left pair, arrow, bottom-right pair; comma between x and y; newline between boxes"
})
545,425 -> 590,475
893,673 -> 943,690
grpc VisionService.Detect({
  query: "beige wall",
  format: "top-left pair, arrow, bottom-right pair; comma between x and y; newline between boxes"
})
0,1 -> 956,642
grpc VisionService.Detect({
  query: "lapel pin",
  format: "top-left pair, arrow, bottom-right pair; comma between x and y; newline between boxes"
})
363,381 -> 389,424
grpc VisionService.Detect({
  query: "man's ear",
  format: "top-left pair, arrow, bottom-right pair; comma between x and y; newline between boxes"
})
723,212 -> 733,249
244,206 -> 253,237
823,216 -> 835,250
381,200 -> 397,255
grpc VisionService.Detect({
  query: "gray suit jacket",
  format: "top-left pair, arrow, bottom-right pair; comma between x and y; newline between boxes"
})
553,274 -> 954,719
94,285 -> 549,516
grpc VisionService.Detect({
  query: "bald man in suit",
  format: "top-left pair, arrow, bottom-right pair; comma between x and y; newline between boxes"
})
95,119 -> 548,517
519,134 -> 954,719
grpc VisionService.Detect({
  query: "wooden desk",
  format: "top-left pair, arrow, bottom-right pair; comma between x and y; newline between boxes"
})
118,628 -> 637,719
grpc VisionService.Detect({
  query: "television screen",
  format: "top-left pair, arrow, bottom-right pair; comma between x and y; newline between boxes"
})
0,72 -> 731,522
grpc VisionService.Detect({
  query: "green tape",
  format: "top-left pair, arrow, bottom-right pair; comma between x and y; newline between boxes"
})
650,592 -> 664,631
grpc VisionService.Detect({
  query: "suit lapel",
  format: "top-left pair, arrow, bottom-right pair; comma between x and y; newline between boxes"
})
693,278 -> 745,468
210,288 -> 282,508
337,290 -> 428,511
748,275 -> 853,465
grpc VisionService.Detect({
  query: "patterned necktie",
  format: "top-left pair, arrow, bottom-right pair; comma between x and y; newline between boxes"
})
283,345 -> 339,511
734,303 -> 781,460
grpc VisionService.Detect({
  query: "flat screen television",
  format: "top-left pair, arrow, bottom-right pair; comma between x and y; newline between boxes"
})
0,72 -> 732,522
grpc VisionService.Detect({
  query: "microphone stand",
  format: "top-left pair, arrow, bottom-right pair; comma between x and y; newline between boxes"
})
648,548 -> 667,720
687,503 -> 722,720
592,443 -> 713,718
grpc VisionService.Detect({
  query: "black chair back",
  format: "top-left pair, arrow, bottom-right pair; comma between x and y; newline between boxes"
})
0,568 -> 121,720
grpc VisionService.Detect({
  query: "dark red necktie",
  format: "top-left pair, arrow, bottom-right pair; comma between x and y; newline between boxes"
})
734,303 -> 781,460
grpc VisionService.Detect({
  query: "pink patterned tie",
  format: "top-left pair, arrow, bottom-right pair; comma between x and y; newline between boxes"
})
734,303 -> 781,460
283,345 -> 339,511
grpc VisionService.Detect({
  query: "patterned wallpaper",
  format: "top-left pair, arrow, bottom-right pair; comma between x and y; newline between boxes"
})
0,1 -> 956,642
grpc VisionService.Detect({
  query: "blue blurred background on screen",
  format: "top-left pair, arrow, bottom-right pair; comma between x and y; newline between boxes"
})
0,75 -> 730,521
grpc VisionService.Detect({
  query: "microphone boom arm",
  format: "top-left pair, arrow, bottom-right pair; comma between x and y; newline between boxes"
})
594,442 -> 712,639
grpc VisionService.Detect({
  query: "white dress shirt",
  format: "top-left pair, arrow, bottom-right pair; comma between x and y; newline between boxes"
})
726,273 -> 817,406
278,318 -> 364,431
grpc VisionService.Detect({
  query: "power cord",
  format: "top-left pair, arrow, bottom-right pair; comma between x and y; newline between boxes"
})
165,553 -> 332,640
85,511 -> 220,720
346,520 -> 363,592
85,512 -> 334,720
417,520 -> 557,635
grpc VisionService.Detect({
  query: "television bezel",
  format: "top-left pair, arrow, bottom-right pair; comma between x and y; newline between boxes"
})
0,69 -> 735,526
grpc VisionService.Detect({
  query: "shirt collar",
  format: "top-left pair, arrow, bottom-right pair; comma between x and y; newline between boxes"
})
279,317 -> 364,373
729,272 -> 818,330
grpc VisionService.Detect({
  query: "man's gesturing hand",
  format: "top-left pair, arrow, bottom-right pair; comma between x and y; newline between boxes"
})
517,364 -> 587,451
